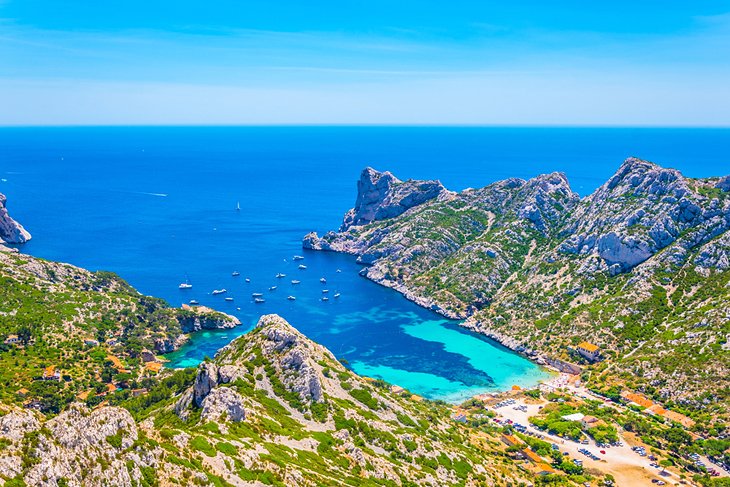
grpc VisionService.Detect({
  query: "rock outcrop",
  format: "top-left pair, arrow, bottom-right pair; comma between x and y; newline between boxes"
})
340,167 -> 447,231
303,158 -> 730,405
256,314 -> 325,403
200,387 -> 246,422
176,305 -> 241,333
0,192 -> 31,244
0,404 -> 158,487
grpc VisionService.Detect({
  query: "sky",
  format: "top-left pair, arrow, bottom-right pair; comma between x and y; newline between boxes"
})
1,1 -> 729,126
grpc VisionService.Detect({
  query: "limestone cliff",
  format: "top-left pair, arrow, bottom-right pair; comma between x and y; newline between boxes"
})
0,193 -> 31,244
339,167 -> 447,231
304,158 -> 730,411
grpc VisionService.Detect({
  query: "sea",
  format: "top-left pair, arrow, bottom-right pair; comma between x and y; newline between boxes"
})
2,127 -> 728,403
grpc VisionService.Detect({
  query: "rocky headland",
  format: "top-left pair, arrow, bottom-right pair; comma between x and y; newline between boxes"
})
304,158 -> 730,411
0,192 -> 31,245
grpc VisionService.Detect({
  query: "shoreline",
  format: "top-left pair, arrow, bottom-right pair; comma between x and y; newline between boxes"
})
331,249 -> 583,379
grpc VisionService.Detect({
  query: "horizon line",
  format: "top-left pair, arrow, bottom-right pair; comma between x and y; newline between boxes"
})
1,123 -> 729,129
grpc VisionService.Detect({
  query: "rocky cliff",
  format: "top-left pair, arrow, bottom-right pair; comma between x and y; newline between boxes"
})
0,404 -> 159,487
339,167 -> 448,231
304,158 -> 730,413
0,193 -> 31,244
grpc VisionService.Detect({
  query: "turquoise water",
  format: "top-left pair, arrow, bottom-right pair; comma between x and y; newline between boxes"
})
2,127 -> 727,402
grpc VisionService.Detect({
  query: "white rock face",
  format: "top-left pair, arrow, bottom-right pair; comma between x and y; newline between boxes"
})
340,167 -> 446,230
0,193 -> 31,244
201,387 -> 246,422
0,404 -> 158,487
193,361 -> 220,407
257,315 -> 325,403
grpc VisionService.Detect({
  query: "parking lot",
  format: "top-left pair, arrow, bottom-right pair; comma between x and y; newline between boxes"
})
489,397 -> 690,487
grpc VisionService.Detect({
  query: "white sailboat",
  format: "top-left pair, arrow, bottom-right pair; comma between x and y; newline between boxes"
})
179,275 -> 192,289
236,201 -> 241,211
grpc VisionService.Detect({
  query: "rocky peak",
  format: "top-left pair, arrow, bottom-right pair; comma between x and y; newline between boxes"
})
254,314 -> 326,403
603,157 -> 685,198
0,192 -> 31,244
559,157 -> 729,273
340,167 -> 446,231
514,172 -> 579,233
716,175 -> 730,192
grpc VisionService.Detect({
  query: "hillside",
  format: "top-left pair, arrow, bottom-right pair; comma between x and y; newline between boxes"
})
303,158 -> 730,421
0,246 -> 240,411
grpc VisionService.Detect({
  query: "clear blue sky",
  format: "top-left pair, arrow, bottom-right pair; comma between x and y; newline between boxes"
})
1,1 -> 729,125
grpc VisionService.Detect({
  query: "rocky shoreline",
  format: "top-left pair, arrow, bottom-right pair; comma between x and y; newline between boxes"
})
303,239 -> 579,377
361,261 -> 580,375
0,192 -> 31,244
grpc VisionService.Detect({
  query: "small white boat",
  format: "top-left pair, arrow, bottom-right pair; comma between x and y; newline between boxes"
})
320,277 -> 327,284
254,298 -> 265,304
212,289 -> 227,295
322,289 -> 329,294
225,297 -> 234,302
179,283 -> 193,290
334,293 -> 341,298
291,280 -> 301,285
189,299 -> 199,305
321,297 -> 329,302
336,269 -> 342,273
269,286 -> 277,291
245,278 -> 251,283
232,271 -> 240,277
293,255 -> 304,261
287,295 -> 296,301
298,264 -> 307,270
236,201 -> 241,211
252,292 -> 264,297
275,273 -> 286,278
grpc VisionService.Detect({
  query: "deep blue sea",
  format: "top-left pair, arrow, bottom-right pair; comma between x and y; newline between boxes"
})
2,127 -> 728,402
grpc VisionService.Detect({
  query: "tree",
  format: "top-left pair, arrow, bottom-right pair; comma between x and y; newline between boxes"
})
17,325 -> 32,345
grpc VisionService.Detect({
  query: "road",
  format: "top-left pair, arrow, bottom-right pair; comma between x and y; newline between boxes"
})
489,398 -> 696,487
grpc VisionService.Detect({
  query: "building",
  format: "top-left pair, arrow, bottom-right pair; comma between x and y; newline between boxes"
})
84,339 -> 99,347
576,342 -> 601,362
4,334 -> 20,345
621,391 -> 654,409
451,413 -> 468,423
581,415 -> 600,429
42,365 -> 61,381
145,362 -> 163,373
522,448 -> 558,475
500,434 -> 524,448
562,412 -> 585,422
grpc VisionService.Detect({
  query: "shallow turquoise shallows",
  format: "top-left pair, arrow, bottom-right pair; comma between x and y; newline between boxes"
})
3,127 -> 727,402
